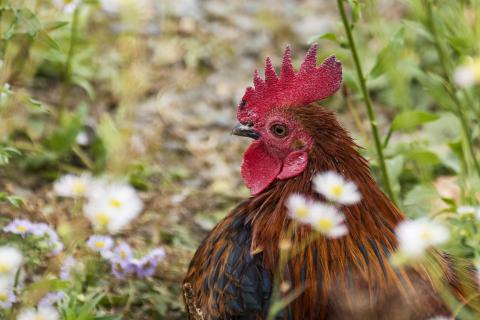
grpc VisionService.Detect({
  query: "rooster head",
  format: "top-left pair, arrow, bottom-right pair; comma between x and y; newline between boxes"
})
233,44 -> 342,195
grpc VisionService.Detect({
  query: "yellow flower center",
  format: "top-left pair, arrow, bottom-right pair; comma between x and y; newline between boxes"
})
330,185 -> 343,197
0,292 -> 7,301
0,263 -> 11,273
420,230 -> 433,242
72,181 -> 86,195
16,225 -> 27,232
95,213 -> 110,227
316,218 -> 334,232
110,198 -> 122,208
295,207 -> 309,218
120,251 -> 127,259
34,316 -> 45,320
467,59 -> 480,79
95,241 -> 105,249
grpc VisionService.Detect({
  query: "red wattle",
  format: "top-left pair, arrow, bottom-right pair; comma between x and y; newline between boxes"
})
241,141 -> 281,195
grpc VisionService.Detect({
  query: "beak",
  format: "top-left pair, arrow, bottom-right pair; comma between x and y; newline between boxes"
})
232,123 -> 260,140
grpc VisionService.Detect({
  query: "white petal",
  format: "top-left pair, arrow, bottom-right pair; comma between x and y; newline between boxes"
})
326,225 -> 348,238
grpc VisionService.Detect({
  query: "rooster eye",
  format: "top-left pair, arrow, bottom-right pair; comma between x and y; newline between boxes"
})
270,124 -> 288,138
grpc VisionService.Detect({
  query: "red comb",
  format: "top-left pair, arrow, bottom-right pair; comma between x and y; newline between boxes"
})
237,44 -> 342,123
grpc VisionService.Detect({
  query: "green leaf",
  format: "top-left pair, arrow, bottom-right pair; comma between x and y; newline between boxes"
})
386,154 -> 405,195
347,0 -> 362,25
403,20 -> 433,41
2,14 -> 17,40
370,27 -> 405,79
42,20 -> 69,32
423,112 -> 461,143
26,97 -> 50,113
403,184 -> 439,218
417,72 -> 456,111
308,32 -> 338,44
72,76 -> 95,99
0,192 -> 23,208
0,146 -> 21,165
16,8 -> 41,36
390,110 -> 440,132
440,196 -> 456,208
43,112 -> 83,156
343,70 -> 361,93
404,149 -> 442,167
38,30 -> 60,50
77,294 -> 105,320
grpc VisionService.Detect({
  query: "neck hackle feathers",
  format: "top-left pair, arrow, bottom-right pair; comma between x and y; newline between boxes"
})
237,44 -> 343,123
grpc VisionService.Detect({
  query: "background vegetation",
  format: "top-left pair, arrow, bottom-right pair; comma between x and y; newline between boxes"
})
0,0 -> 479,318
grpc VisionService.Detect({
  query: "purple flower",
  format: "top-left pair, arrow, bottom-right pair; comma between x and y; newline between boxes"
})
109,243 -> 133,266
31,223 -> 64,255
133,257 -> 157,278
60,256 -> 77,280
32,223 -> 59,241
133,248 -> 165,278
146,248 -> 166,263
38,291 -> 66,307
3,219 -> 33,236
86,235 -> 114,258
109,243 -> 135,279
108,246 -> 166,279
111,260 -> 135,279
112,243 -> 133,263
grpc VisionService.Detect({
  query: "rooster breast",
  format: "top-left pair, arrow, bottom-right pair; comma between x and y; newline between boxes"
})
183,200 -> 274,320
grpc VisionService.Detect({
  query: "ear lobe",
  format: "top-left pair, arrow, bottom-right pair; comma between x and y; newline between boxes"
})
277,150 -> 309,180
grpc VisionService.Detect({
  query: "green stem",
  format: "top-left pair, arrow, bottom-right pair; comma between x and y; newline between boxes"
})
337,0 -> 396,202
59,6 -> 80,119
266,224 -> 295,320
423,0 -> 480,178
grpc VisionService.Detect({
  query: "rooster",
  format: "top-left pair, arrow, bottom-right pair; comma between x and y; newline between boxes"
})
183,44 -> 477,320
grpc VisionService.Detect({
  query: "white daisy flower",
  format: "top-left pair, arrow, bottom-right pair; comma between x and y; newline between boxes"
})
286,193 -> 313,223
313,171 -> 361,205
307,203 -> 348,238
454,66 -> 476,87
53,173 -> 93,198
454,58 -> 480,88
395,218 -> 450,258
17,305 -> 60,320
3,219 -> 33,236
84,182 -> 143,234
0,246 -> 23,277
457,205 -> 476,216
0,277 -> 15,309
87,235 -> 114,258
